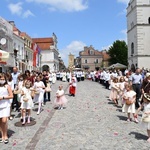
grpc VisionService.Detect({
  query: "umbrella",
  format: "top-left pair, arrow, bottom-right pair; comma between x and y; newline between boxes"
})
108,63 -> 127,69
0,50 -> 9,64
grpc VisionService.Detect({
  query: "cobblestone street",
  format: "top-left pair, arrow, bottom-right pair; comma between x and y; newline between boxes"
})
1,80 -> 150,150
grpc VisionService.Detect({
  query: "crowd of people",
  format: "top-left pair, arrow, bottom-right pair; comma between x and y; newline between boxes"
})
1,66 -> 150,144
0,67 -> 81,144
90,67 -> 150,142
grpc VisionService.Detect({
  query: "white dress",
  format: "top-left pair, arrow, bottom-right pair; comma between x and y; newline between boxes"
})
8,80 -> 14,104
0,85 -> 11,118
122,90 -> 136,113
20,87 -> 34,109
52,73 -> 56,84
141,103 -> 150,130
33,81 -> 45,103
54,89 -> 67,106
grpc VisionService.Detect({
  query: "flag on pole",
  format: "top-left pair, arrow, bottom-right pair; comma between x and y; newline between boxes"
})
32,43 -> 37,67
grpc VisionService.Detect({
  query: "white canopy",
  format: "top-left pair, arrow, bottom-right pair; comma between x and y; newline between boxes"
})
108,63 -> 127,69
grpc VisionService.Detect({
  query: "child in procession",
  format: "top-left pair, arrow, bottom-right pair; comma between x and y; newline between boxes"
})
20,80 -> 34,125
122,83 -> 138,123
54,85 -> 67,110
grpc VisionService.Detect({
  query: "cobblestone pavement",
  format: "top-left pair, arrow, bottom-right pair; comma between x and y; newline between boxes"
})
1,80 -> 150,150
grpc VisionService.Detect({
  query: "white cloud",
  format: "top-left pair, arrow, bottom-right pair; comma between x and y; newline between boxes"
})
8,2 -> 35,18
23,10 -> 35,18
26,0 -> 88,12
60,41 -> 86,66
8,2 -> 23,16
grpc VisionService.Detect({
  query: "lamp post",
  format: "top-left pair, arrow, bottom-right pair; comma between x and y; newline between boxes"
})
14,49 -> 18,67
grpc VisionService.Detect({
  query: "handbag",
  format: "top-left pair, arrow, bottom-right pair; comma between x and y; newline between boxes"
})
34,89 -> 40,94
125,99 -> 133,105
22,95 -> 28,102
142,114 -> 150,123
45,87 -> 51,92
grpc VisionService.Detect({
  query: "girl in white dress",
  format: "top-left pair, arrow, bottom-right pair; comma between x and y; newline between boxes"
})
109,77 -> 120,105
122,84 -> 138,122
33,75 -> 45,115
54,85 -> 67,109
118,76 -> 126,106
0,73 -> 13,144
20,80 -> 34,125
136,93 -> 150,142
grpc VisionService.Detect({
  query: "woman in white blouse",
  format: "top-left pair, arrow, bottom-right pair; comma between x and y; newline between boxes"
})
0,73 -> 13,144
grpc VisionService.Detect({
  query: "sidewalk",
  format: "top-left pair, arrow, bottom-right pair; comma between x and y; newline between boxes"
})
1,80 -> 150,150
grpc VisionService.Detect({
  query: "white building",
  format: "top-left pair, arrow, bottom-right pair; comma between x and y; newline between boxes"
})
127,0 -> 150,71
32,33 -> 60,72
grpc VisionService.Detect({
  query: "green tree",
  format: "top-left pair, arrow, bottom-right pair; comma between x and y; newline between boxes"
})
108,40 -> 128,65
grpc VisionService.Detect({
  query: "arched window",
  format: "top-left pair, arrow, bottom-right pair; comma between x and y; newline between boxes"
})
131,42 -> 134,56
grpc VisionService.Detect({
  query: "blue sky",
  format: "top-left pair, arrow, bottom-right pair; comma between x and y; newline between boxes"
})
0,0 -> 129,66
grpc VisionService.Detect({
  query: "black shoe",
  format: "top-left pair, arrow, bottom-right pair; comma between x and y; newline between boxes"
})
4,139 -> 9,144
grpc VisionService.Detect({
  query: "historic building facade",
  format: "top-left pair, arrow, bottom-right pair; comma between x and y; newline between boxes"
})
79,45 -> 103,71
32,33 -> 60,72
127,0 -> 150,70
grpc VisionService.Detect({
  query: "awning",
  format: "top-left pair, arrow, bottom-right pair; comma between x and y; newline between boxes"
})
0,50 -> 9,64
108,63 -> 127,69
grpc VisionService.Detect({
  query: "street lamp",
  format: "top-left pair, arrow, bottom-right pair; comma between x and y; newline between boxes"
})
14,49 -> 18,66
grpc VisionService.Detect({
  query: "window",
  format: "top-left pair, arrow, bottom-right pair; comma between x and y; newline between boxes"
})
131,42 -> 134,56
89,50 -> 93,55
148,17 -> 150,24
95,59 -> 98,63
14,43 -> 16,49
85,59 -> 87,63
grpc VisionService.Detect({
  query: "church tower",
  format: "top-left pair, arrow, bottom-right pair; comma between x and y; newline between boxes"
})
127,0 -> 150,70
68,53 -> 74,71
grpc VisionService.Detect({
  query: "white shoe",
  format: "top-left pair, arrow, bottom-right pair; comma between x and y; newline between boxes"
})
37,112 -> 40,115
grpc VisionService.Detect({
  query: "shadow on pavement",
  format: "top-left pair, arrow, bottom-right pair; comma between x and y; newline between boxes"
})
116,108 -> 122,112
129,132 -> 148,140
117,115 -> 127,121
108,101 -> 114,105
8,129 -> 15,138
